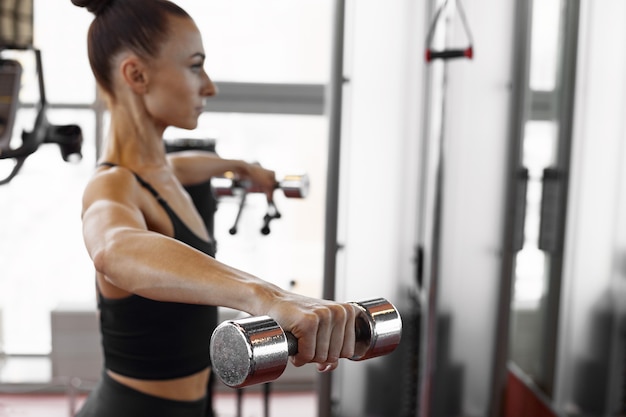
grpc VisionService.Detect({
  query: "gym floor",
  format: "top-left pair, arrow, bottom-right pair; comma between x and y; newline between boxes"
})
0,390 -> 317,417
0,355 -> 318,417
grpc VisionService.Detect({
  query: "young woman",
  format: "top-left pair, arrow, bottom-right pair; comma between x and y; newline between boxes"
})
72,1 -> 358,416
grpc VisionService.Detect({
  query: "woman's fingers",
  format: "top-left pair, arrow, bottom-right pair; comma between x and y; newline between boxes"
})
281,301 -> 358,369
324,304 -> 356,363
341,305 -> 357,359
316,362 -> 338,373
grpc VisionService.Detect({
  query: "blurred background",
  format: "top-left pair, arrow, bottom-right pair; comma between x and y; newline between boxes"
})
0,0 -> 624,416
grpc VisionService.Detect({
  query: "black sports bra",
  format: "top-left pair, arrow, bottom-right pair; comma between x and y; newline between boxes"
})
98,162 -> 216,256
96,162 -> 218,380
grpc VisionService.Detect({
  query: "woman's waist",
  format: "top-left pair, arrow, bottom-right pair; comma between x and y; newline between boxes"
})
106,367 -> 210,401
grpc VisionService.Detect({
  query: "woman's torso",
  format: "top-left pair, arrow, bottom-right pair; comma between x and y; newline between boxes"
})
94,162 -> 215,401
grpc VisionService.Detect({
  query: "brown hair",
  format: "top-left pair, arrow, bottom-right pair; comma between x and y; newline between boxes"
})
71,0 -> 191,96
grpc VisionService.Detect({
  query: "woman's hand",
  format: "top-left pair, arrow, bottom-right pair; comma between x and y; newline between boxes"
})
236,162 -> 277,202
266,295 -> 359,372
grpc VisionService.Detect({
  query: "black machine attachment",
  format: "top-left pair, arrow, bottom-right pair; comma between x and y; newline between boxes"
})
425,0 -> 474,63
0,50 -> 84,185
1,0 -> 83,185
211,173 -> 309,235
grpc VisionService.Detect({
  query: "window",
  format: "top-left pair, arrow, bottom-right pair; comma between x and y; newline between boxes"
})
509,0 -> 573,393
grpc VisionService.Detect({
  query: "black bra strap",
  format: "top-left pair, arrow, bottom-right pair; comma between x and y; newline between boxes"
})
97,162 -> 216,257
98,162 -> 164,203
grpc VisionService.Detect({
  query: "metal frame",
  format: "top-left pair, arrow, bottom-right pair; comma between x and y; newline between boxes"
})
17,82 -> 326,165
495,0 -> 581,412
319,1 -> 347,416
490,0 -> 534,414
541,0 -> 580,398
206,82 -> 325,115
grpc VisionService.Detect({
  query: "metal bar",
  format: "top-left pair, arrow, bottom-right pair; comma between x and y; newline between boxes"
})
264,383 -> 270,417
16,80 -> 325,161
416,0 -> 441,412
18,102 -> 96,110
489,0 -> 533,415
236,388 -> 243,417
206,82 -> 325,115
542,0 -> 581,398
34,49 -> 46,107
19,82 -> 326,116
319,0 -> 347,416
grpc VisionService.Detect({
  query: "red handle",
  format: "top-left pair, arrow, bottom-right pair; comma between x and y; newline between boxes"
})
425,46 -> 473,62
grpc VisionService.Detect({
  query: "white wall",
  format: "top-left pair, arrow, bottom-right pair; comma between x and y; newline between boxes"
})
435,0 -> 517,413
333,0 -> 519,415
332,0 -> 427,415
335,1 -> 424,305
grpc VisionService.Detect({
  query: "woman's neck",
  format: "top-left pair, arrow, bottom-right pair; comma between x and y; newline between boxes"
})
101,105 -> 169,172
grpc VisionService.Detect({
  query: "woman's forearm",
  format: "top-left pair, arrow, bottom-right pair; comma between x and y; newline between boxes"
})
167,151 -> 246,186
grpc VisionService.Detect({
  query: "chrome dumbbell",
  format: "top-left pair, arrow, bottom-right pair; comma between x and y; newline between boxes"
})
211,174 -> 309,235
209,298 -> 402,388
211,174 -> 309,199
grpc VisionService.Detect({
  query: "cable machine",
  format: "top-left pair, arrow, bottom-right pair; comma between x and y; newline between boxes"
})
420,1 -> 475,415
0,1 -> 83,185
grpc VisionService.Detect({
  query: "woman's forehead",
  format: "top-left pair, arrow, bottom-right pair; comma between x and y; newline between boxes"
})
161,15 -> 205,58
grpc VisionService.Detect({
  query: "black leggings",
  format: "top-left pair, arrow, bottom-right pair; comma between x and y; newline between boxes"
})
75,372 -> 209,417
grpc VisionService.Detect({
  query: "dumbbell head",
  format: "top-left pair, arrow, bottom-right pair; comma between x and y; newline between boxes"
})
209,315 -> 292,388
278,174 -> 309,198
211,177 -> 239,197
349,298 -> 403,361
209,297 -> 402,388
211,174 -> 309,198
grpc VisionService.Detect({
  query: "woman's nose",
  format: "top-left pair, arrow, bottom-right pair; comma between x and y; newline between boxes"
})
202,73 -> 218,97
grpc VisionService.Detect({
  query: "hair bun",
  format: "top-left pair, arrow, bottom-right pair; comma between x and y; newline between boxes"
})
71,0 -> 114,15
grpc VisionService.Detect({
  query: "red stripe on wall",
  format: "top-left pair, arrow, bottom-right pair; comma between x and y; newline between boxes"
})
504,371 -> 556,417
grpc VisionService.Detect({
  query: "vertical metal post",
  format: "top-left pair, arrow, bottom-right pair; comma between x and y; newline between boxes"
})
540,0 -> 580,399
94,88 -> 106,160
236,388 -> 243,417
489,0 -> 533,415
319,0 -> 347,416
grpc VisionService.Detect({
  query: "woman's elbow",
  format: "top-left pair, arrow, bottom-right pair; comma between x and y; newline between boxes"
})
90,244 -> 107,275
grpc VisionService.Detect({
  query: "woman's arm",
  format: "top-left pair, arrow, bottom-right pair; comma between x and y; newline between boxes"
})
167,150 -> 276,199
82,167 -> 356,368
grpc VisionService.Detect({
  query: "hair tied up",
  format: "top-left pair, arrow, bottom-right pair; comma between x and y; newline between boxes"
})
71,0 -> 114,16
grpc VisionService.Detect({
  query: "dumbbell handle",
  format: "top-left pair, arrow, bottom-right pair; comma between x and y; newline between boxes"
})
283,313 -> 371,357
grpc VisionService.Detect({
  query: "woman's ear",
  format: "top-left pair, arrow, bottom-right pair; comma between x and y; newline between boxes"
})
119,55 -> 149,94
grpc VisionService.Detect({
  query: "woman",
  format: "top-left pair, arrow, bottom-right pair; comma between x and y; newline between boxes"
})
72,1 -> 358,416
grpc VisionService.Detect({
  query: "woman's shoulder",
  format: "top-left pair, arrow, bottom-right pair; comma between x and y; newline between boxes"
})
90,163 -> 137,189
82,163 -> 143,209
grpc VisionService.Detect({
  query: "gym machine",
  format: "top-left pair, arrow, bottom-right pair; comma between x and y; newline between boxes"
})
211,173 -> 310,235
0,1 -> 83,186
165,138 -> 311,238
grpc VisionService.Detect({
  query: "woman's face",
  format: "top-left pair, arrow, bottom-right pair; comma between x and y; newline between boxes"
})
143,15 -> 216,131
